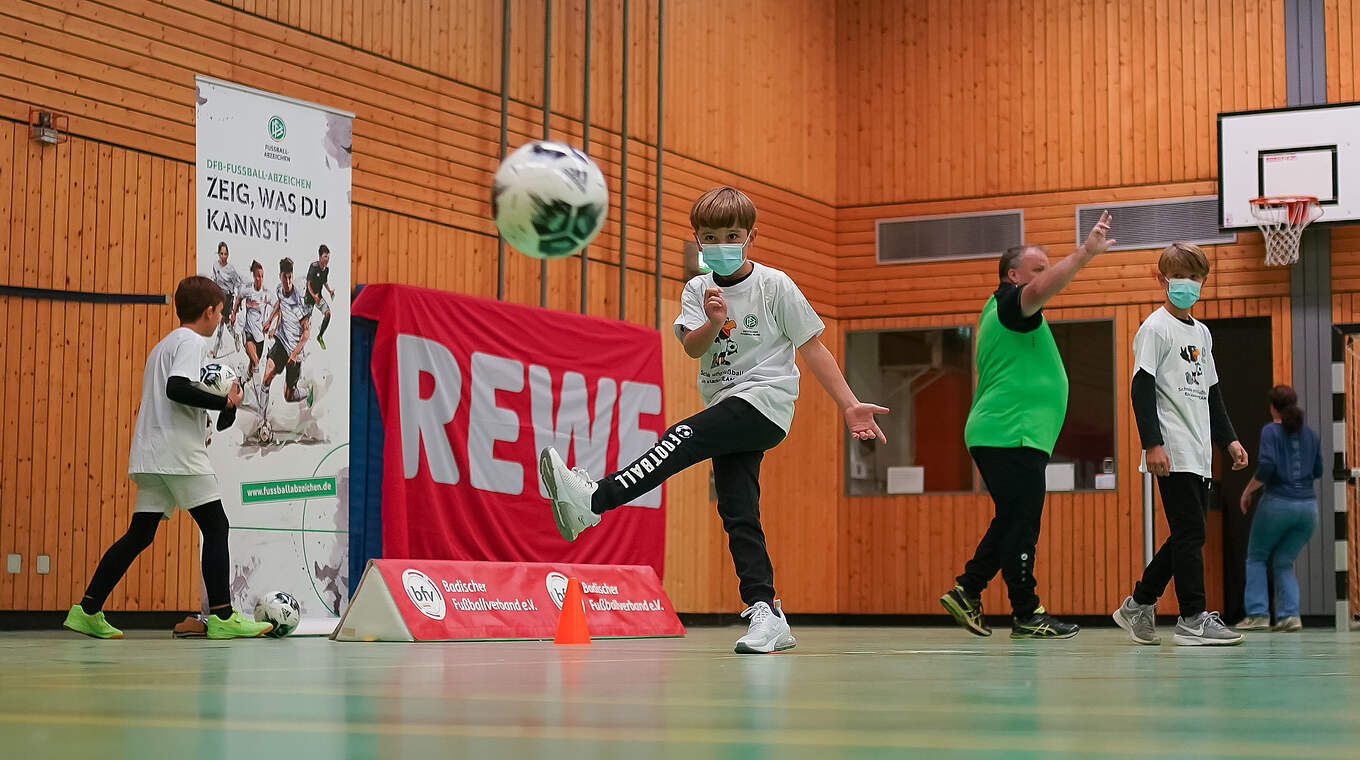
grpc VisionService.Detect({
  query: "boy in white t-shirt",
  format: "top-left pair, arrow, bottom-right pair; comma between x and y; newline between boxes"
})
210,241 -> 244,357
232,260 -> 272,382
539,186 -> 889,653
1112,243 -> 1250,646
63,276 -> 273,640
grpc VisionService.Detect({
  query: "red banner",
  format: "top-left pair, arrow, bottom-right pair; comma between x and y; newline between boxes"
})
335,559 -> 684,641
352,284 -> 666,573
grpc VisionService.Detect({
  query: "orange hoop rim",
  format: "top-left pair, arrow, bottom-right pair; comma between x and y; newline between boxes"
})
1249,195 -> 1319,208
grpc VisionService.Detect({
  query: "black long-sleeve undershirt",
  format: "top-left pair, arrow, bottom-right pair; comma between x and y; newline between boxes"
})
1131,369 -> 1162,448
166,376 -> 237,431
1208,384 -> 1237,450
1131,369 -> 1237,451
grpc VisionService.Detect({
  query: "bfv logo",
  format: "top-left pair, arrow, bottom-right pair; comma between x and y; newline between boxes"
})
401,569 -> 446,620
545,572 -> 570,610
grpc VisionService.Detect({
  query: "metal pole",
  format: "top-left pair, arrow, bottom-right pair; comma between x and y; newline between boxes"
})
497,0 -> 511,301
579,0 -> 591,313
540,0 -> 552,308
1142,471 -> 1154,567
652,0 -> 663,329
617,0 -> 629,320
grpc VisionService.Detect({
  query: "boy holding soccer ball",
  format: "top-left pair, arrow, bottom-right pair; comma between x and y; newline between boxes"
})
63,276 -> 273,640
540,186 -> 888,653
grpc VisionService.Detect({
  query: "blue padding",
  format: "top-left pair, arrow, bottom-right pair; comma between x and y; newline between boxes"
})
349,305 -> 385,598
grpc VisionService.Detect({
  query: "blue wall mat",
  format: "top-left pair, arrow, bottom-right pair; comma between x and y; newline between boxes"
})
349,302 -> 385,598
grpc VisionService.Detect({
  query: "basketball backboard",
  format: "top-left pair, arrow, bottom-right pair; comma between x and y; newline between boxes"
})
1218,101 -> 1360,230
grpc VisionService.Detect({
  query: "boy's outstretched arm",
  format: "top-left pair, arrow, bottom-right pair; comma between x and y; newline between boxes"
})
796,336 -> 889,443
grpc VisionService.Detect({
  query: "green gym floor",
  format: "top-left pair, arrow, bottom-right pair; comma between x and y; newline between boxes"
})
1,626 -> 1357,759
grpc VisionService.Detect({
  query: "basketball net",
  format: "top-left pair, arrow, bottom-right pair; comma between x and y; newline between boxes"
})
1250,196 -> 1323,267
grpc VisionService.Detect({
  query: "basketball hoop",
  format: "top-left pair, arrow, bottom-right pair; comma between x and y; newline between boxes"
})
1250,196 -> 1322,267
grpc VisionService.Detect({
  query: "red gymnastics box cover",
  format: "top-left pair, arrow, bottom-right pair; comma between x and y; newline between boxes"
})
330,559 -> 685,641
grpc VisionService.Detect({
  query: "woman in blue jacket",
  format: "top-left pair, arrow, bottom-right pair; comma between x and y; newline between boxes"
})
1236,384 -> 1323,632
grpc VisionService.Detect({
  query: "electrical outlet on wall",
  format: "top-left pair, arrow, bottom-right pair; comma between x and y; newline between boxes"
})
36,555 -> 50,575
6,554 -> 19,574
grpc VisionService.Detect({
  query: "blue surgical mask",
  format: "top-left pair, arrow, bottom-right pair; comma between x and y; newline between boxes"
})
1167,278 -> 1202,309
700,235 -> 751,277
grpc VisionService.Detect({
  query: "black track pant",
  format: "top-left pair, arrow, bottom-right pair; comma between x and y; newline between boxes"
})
80,501 -> 233,616
592,397 -> 786,606
1132,472 -> 1209,618
957,446 -> 1049,618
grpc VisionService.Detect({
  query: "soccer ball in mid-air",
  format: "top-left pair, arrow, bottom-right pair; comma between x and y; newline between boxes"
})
196,362 -> 238,397
253,590 -> 301,638
492,141 -> 608,259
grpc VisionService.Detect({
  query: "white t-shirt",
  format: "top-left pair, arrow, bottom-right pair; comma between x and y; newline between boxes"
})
1133,307 -> 1219,478
673,262 -> 825,432
274,283 -> 308,354
212,261 -> 243,297
236,283 -> 272,342
128,327 -> 214,475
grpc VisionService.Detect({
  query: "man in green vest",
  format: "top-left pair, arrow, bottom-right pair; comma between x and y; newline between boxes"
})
940,211 -> 1115,639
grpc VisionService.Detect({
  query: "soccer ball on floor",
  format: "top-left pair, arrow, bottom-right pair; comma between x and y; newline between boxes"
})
253,590 -> 301,638
196,362 -> 238,397
492,140 -> 608,259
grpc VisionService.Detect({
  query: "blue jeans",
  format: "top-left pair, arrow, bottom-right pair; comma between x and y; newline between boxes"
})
1243,494 -> 1318,618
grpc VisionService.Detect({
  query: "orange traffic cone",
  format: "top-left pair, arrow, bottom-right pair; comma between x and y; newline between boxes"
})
553,576 -> 592,645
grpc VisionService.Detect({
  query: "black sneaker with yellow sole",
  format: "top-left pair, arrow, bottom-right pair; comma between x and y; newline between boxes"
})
940,585 -> 991,637
1010,606 -> 1080,639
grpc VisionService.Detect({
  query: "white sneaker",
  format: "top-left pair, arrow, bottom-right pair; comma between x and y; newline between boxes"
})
735,600 -> 796,654
539,447 -> 600,541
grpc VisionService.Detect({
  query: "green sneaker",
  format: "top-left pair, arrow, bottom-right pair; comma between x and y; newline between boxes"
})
63,605 -> 123,639
206,611 -> 274,640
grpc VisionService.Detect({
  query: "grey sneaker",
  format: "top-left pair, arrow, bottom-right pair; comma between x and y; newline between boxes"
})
1272,616 -> 1302,632
1173,611 -> 1244,646
539,447 -> 601,541
1233,615 -> 1270,631
1112,596 -> 1159,645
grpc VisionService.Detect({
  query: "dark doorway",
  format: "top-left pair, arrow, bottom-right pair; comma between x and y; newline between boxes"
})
1203,317 -> 1274,622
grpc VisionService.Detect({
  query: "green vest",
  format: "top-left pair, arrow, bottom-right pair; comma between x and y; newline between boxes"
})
963,295 -> 1069,455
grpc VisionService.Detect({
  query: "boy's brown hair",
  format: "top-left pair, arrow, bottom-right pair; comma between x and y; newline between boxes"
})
690,186 -> 756,231
175,275 -> 221,323
1158,242 -> 1211,277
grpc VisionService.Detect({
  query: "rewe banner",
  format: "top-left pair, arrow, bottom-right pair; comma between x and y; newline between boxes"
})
351,284 -> 666,573
333,559 -> 684,641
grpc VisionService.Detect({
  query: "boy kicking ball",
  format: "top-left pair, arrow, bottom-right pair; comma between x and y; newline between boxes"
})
539,186 -> 888,654
1112,243 -> 1248,646
63,276 -> 273,640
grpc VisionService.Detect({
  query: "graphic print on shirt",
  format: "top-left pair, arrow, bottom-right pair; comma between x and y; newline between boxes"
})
711,318 -> 739,369
1179,344 -> 1205,387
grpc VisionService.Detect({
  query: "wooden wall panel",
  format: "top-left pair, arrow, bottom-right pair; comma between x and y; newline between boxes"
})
1326,0 -> 1356,103
219,0 -> 839,202
835,0 -> 1288,207
0,125 -> 199,611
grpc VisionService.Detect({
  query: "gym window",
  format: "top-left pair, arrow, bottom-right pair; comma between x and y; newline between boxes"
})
844,326 -> 975,495
1048,319 -> 1117,492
